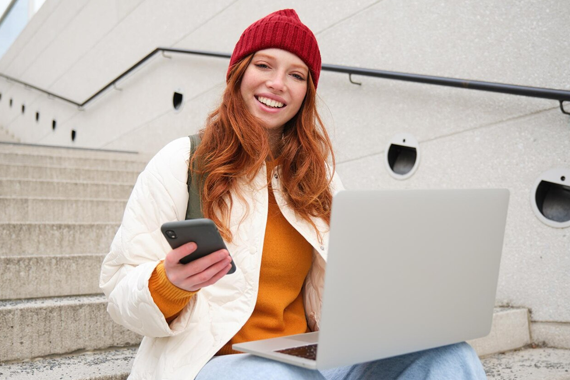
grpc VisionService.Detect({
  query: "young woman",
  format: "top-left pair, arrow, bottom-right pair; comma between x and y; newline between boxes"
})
100,9 -> 486,380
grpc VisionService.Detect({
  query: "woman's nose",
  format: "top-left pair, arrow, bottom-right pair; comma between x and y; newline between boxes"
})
267,73 -> 286,91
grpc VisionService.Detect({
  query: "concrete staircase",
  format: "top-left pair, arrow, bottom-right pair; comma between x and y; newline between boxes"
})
0,141 -> 569,379
0,142 -> 146,378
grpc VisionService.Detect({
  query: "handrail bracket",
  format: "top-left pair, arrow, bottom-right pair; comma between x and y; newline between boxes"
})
349,73 -> 362,86
560,100 -> 570,116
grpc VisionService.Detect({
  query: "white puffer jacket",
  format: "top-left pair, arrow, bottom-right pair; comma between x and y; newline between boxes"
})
99,137 -> 344,380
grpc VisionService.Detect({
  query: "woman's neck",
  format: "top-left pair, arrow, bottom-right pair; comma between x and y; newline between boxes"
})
267,128 -> 284,160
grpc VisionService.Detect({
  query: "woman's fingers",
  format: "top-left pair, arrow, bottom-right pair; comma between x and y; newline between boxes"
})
164,242 -> 197,267
182,258 -> 233,292
182,249 -> 230,276
163,242 -> 232,291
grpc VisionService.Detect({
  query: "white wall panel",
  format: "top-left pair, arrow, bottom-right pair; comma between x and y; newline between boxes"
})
23,0 -> 119,92
317,70 -> 554,163
37,53 -> 228,150
175,0 -> 379,53
0,81 -> 20,135
102,82 -> 224,153
0,0 -> 64,72
114,0 -> 144,21
1,0 -> 89,79
318,0 -> 570,89
47,0 -> 233,102
0,83 -> 44,140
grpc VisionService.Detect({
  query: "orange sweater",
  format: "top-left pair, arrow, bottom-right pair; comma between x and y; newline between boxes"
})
148,161 -> 314,354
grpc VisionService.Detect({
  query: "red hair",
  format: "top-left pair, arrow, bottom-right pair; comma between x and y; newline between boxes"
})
192,55 -> 335,241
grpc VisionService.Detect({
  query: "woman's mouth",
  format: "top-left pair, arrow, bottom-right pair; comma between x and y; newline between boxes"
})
256,96 -> 285,109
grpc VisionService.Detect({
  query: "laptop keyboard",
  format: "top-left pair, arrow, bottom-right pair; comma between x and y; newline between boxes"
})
276,344 -> 318,360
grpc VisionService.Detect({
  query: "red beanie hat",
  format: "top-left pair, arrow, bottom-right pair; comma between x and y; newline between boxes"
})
228,9 -> 322,88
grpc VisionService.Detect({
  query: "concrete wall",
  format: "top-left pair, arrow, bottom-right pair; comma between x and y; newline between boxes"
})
0,0 -> 569,346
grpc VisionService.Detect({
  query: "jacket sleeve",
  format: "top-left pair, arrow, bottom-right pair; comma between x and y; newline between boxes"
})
99,137 -> 196,338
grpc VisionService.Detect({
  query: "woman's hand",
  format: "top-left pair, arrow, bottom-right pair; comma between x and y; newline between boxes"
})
163,242 -> 233,292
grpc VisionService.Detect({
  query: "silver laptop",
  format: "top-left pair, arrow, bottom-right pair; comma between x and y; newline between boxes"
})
233,189 -> 510,370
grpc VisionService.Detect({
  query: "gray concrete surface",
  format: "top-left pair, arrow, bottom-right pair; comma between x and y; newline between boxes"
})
482,347 -> 570,380
0,179 -> 133,199
0,295 -> 142,362
0,198 -> 126,223
0,347 -> 136,380
0,222 -> 119,255
532,322 -> 570,350
0,142 -> 150,161
0,152 -> 147,171
468,308 -> 530,357
0,163 -> 140,182
0,254 -> 105,299
2,345 -> 570,380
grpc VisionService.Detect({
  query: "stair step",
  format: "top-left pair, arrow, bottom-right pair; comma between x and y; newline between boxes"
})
0,327 -> 567,380
531,322 -> 570,350
2,348 -> 569,380
0,163 -> 140,183
0,179 -> 133,199
0,254 -> 105,299
481,347 -> 570,380
0,223 -> 118,256
0,347 -> 136,380
0,141 -> 150,162
0,295 -> 142,362
0,198 -> 126,223
468,307 -> 531,356
0,152 -> 147,171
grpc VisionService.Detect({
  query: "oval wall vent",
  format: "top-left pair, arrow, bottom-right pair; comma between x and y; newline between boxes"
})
385,133 -> 420,180
531,168 -> 570,228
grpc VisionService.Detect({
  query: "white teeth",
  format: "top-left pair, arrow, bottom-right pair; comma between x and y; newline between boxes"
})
257,96 -> 284,108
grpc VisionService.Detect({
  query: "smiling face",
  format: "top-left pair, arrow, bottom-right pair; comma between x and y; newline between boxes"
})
240,48 -> 309,136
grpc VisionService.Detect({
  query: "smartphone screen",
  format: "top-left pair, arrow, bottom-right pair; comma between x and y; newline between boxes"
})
161,219 -> 236,274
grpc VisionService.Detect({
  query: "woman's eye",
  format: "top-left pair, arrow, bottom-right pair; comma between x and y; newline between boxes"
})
255,63 -> 270,69
291,73 -> 306,81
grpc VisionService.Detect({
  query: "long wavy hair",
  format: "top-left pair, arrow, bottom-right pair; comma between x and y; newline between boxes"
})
192,54 -> 335,242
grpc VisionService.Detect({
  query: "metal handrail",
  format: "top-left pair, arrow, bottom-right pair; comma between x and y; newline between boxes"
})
1,47 -> 569,114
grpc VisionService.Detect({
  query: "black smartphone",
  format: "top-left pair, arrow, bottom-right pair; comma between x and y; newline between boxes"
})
161,219 -> 236,274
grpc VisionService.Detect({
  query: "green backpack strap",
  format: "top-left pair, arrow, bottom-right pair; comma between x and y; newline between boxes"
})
186,134 -> 204,220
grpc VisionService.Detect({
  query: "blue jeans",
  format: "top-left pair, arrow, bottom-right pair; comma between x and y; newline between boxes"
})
196,342 -> 486,379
